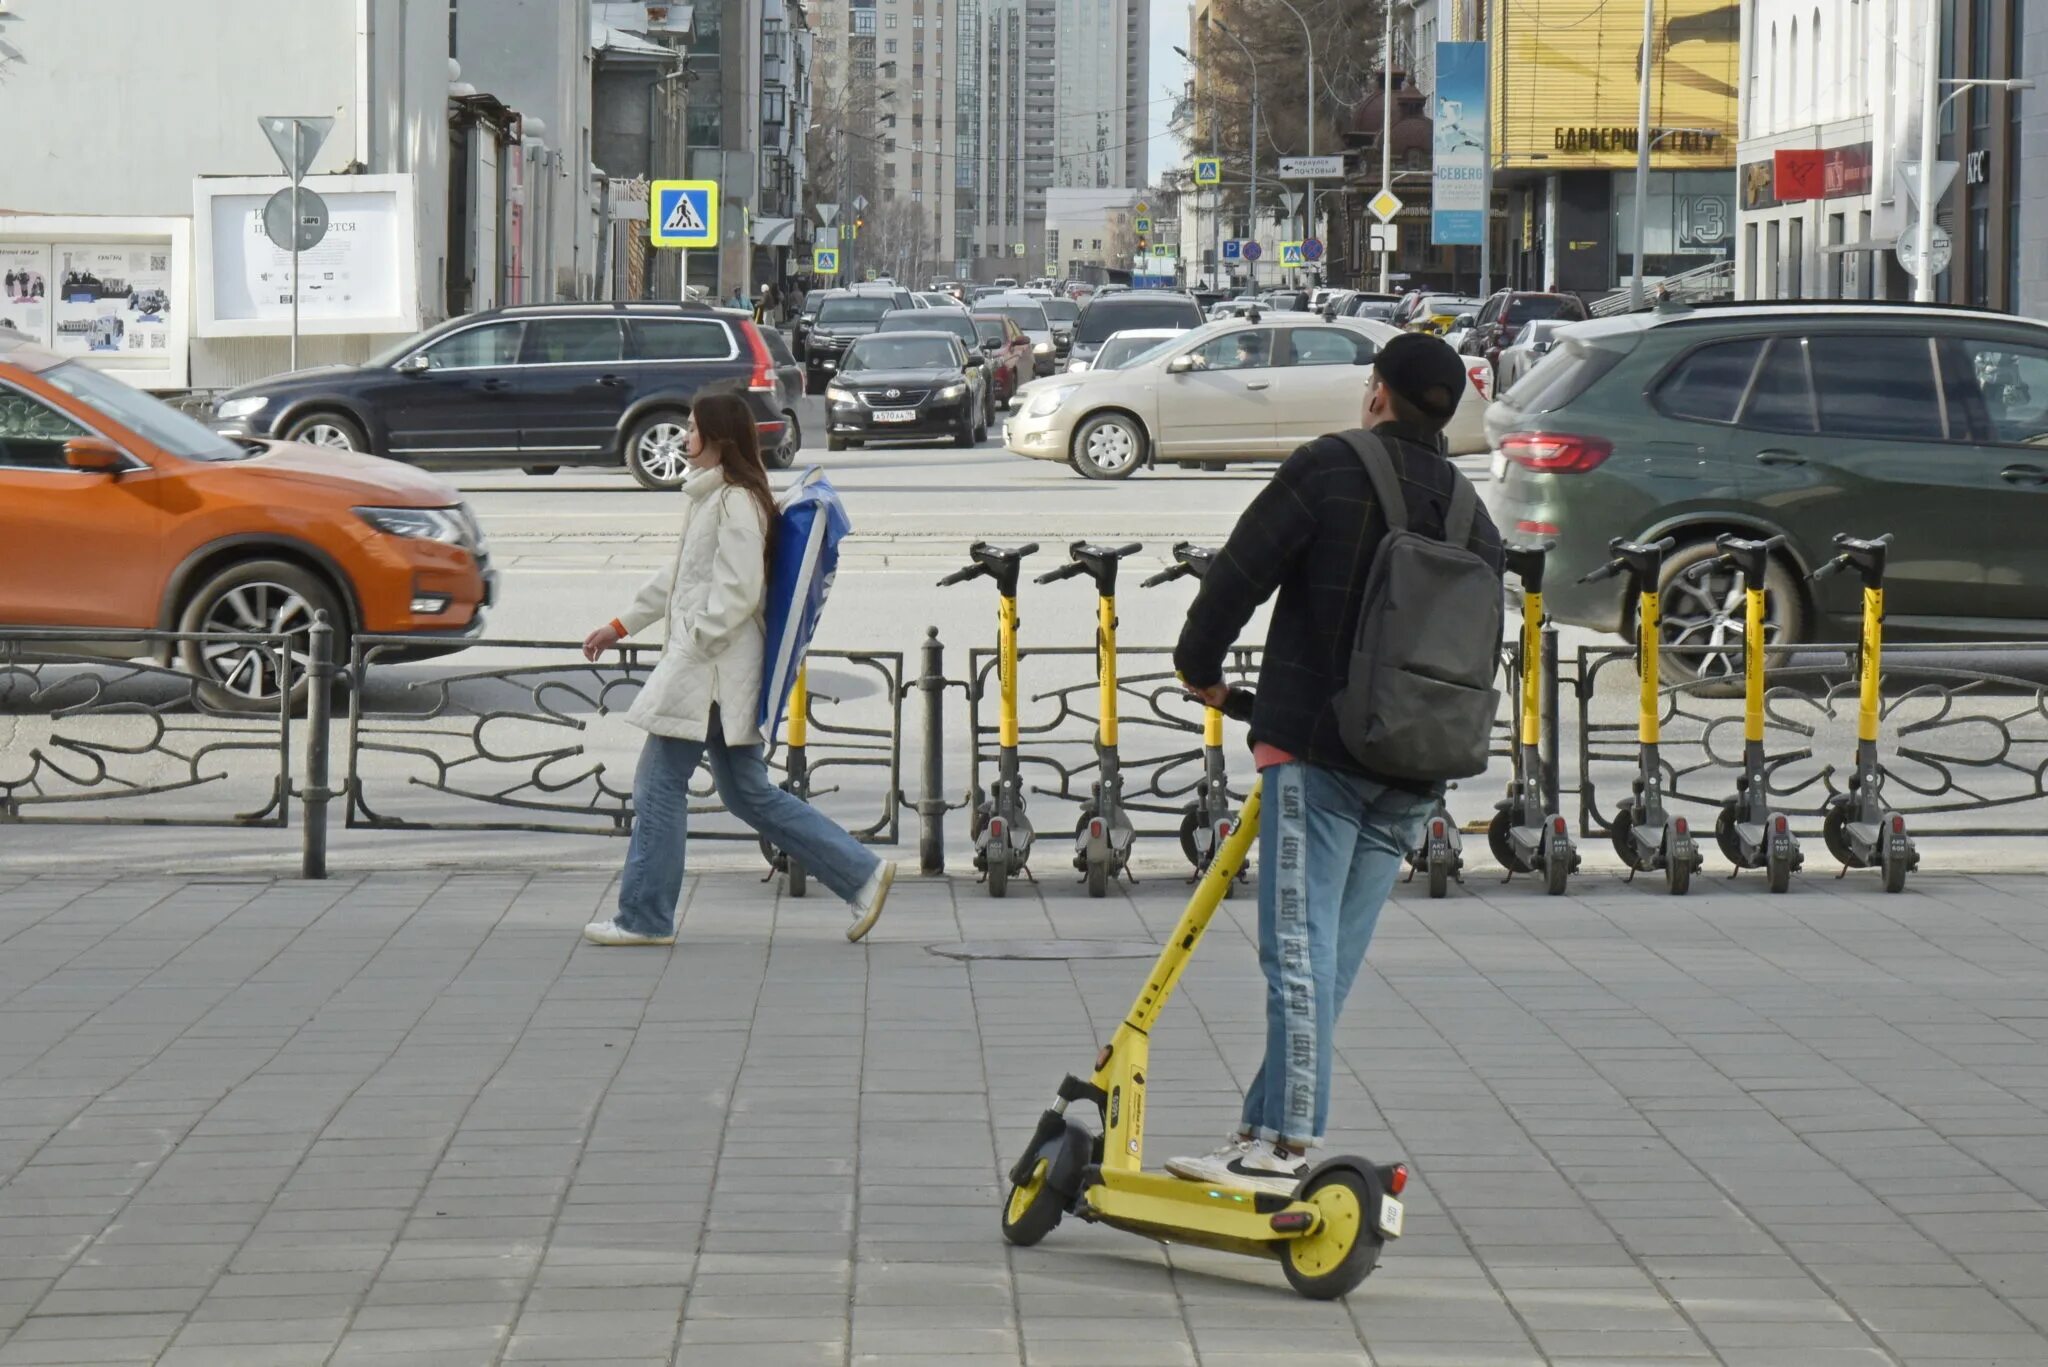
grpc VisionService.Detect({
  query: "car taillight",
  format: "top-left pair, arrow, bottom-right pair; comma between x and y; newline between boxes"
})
1467,363 -> 1493,401
1501,433 -> 1612,474
740,321 -> 777,392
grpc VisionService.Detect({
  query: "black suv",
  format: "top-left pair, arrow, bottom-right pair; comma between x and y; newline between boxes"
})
804,293 -> 907,392
1461,290 -> 1590,368
208,303 -> 798,489
1068,291 -> 1205,370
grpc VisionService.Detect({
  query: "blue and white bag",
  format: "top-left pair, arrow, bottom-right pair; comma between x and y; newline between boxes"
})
758,469 -> 852,738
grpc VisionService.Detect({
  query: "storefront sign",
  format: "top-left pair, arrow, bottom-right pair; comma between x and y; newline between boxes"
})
1552,127 -> 1723,156
1773,150 -> 1826,201
1741,144 -> 1873,210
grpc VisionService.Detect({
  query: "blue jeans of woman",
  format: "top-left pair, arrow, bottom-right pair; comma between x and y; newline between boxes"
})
614,707 -> 881,936
1238,760 -> 1437,1149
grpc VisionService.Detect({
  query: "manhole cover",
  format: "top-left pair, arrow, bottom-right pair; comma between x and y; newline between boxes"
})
928,939 -> 1160,961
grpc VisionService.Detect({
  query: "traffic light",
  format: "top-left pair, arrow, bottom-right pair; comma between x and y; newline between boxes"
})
854,216 -> 864,238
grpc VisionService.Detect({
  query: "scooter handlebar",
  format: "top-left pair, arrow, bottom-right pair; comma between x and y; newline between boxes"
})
1033,562 -> 1084,584
937,565 -> 984,587
1141,563 -> 1192,588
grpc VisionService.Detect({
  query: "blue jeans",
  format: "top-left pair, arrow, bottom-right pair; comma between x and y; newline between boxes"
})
615,708 -> 882,936
1239,760 -> 1436,1149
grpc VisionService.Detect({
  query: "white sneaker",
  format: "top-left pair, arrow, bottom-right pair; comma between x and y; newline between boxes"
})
1166,1134 -> 1255,1183
1183,1138 -> 1311,1197
847,860 -> 897,943
582,918 -> 675,947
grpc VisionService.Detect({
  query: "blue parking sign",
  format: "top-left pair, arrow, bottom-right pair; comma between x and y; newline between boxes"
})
649,179 -> 718,248
1221,239 -> 1241,260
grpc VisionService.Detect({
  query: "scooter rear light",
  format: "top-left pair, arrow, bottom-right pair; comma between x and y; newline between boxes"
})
1775,815 -> 1789,833
1553,816 -> 1568,835
1431,819 -> 1446,838
1387,1163 -> 1408,1195
1269,1211 -> 1315,1232
1095,1044 -> 1113,1071
1502,433 -> 1613,474
1673,817 -> 1689,834
1090,818 -> 1105,839
1516,520 -> 1560,536
1892,814 -> 1906,833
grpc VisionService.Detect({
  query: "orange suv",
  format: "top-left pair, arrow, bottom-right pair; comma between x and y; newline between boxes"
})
0,333 -> 493,704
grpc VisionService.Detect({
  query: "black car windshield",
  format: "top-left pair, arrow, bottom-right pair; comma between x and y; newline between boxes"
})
1039,299 -> 1079,323
881,313 -> 976,345
1506,295 -> 1585,322
1076,299 -> 1200,343
845,337 -> 959,370
816,297 -> 894,324
989,304 -> 1048,331
41,362 -> 249,462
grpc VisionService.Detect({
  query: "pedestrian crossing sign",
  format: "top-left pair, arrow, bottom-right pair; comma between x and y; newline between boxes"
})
813,246 -> 840,275
1194,158 -> 1221,185
649,179 -> 718,248
1279,241 -> 1305,266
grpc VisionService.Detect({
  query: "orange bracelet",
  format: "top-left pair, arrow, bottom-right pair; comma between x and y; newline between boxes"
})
609,618 -> 627,639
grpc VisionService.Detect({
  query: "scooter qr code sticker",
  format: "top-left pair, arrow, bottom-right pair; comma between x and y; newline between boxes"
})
1378,1195 -> 1405,1238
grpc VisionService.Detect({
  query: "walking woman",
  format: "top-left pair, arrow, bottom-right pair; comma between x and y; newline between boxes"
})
579,394 -> 897,946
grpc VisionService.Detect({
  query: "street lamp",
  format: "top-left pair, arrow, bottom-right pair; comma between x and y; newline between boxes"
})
1209,16 -> 1259,288
1911,76 -> 2033,302
1629,125 -> 1719,309
1174,44 -> 1226,289
1268,0 -> 1316,257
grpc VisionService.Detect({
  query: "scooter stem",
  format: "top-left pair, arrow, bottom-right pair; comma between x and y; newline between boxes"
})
1638,586 -> 1662,747
998,594 -> 1021,749
1745,585 -> 1767,745
1098,594 -> 1119,748
1114,781 -> 1263,1040
1858,585 -> 1884,745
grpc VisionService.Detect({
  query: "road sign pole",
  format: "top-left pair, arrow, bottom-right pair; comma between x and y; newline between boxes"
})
289,123 -> 301,372
679,248 -> 689,301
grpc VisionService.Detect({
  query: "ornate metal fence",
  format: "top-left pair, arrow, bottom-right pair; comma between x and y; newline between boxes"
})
0,629 -> 292,827
345,635 -> 903,843
1577,642 -> 2048,837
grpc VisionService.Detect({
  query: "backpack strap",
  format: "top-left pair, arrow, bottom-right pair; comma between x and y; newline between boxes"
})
1445,471 -> 1480,547
1337,428 -> 1409,532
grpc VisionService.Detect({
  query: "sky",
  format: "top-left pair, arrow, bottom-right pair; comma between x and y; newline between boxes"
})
1147,0 -> 1191,186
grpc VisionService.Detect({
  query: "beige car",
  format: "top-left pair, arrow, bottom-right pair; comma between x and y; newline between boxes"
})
1002,315 -> 1493,478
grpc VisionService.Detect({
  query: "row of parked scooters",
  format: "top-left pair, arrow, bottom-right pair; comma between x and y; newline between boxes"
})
941,530 -> 1919,900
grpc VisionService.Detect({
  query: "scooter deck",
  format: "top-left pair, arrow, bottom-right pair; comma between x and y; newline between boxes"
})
1081,1167 -> 1320,1260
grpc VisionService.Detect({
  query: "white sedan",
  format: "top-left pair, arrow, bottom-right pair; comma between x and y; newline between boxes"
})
1004,314 -> 1494,479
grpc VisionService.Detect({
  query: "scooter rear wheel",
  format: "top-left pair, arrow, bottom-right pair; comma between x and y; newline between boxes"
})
1663,829 -> 1692,896
1427,847 -> 1451,899
1882,838 -> 1911,894
1767,833 -> 1794,894
1542,825 -> 1573,897
1280,1167 -> 1383,1300
987,855 -> 1009,899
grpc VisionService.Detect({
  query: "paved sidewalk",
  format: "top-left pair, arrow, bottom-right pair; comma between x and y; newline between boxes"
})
1,868 -> 2046,1367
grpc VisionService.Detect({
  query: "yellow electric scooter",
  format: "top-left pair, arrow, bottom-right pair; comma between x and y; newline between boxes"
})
941,542 -> 1040,897
1811,533 -> 1918,892
1000,763 -> 1409,1300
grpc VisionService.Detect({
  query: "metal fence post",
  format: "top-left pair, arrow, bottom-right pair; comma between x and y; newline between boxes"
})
1541,621 -> 1562,819
916,627 -> 946,874
301,611 -> 334,880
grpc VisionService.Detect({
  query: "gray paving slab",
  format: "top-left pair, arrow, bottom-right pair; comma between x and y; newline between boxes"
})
1,869 -> 2047,1364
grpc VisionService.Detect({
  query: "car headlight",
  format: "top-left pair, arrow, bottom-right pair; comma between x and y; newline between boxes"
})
1067,361 -> 1089,373
1025,384 -> 1079,418
1033,341 -> 1054,354
215,395 -> 268,420
825,385 -> 856,405
355,506 -> 469,546
935,382 -> 967,401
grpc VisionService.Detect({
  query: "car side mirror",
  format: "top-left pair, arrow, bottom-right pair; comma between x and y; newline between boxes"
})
1455,314 -> 1477,329
964,353 -> 984,367
64,435 -> 126,474
395,353 -> 432,375
1165,354 -> 1197,375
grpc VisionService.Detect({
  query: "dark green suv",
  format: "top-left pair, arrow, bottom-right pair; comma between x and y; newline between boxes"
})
1485,301 -> 2048,682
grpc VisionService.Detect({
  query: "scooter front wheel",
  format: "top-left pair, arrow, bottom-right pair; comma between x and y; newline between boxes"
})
1280,1166 -> 1384,1300
1714,803 -> 1746,867
1001,1158 -> 1062,1246
1610,803 -> 1643,869
1487,807 -> 1534,874
1821,797 -> 1858,868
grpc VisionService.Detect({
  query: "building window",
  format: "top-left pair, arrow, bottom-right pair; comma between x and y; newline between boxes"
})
885,38 -> 897,52
885,12 -> 897,27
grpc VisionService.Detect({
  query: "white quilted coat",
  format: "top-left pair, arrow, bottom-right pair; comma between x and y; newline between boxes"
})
618,465 -> 769,745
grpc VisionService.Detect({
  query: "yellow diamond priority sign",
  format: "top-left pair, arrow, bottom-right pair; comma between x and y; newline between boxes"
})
1368,189 -> 1404,224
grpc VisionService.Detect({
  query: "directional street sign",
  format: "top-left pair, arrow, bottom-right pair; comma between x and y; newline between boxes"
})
650,179 -> 718,248
262,187 -> 329,252
813,246 -> 841,275
1278,155 -> 1344,179
1221,239 -> 1242,260
259,116 -> 333,180
1241,241 -> 1263,262
1301,237 -> 1324,263
1194,158 -> 1222,185
816,203 -> 840,226
1368,189 -> 1404,223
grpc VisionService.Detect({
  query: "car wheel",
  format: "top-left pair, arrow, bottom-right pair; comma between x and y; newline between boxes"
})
625,411 -> 693,490
827,432 -> 846,453
768,410 -> 801,469
177,558 -> 345,713
284,411 -> 368,454
1071,412 -> 1145,480
1654,539 -> 1804,694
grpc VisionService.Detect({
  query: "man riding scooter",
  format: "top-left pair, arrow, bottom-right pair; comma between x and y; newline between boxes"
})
1169,333 -> 1505,1194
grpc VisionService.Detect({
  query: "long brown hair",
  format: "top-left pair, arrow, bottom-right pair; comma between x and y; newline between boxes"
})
690,394 -> 777,562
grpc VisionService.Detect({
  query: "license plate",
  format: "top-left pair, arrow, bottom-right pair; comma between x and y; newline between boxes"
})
1489,449 -> 1507,483
1378,1195 -> 1405,1238
875,409 -> 917,423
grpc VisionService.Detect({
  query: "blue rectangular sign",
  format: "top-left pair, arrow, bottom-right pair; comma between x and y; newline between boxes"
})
1431,42 -> 1487,247
1221,239 -> 1241,260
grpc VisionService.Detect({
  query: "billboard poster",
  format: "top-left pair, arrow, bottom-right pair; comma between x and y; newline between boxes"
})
1492,0 -> 1737,171
1432,41 -> 1488,246
0,244 -> 53,346
206,188 -> 403,325
51,245 -> 174,366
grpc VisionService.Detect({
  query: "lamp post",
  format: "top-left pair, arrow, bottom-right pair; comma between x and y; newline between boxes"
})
1912,77 -> 2034,301
1210,17 -> 1259,290
1379,0 -> 1394,292
1269,0 -> 1316,256
1176,42 -> 1224,290
1630,125 -> 1718,307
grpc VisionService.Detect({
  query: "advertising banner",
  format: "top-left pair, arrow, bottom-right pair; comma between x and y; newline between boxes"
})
0,245 -> 53,345
1491,0 -> 1737,171
51,244 -> 173,366
208,190 -> 402,325
1432,41 -> 1488,246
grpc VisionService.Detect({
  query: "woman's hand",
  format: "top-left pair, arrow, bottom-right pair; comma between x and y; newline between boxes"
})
582,622 -> 623,661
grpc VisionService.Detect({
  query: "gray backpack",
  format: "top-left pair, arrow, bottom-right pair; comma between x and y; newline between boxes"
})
1335,430 -> 1503,781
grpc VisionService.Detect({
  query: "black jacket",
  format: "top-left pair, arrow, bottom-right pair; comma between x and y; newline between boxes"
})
1174,422 -> 1505,789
